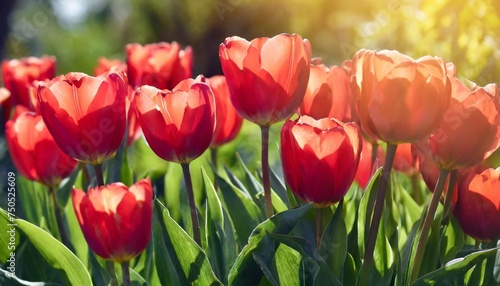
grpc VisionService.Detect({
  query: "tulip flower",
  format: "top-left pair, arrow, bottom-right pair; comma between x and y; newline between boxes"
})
219,33 -> 311,127
37,72 -> 127,165
135,77 -> 215,163
220,33 -> 311,217
92,58 -> 142,146
281,115 -> 361,250
354,137 -> 384,190
351,49 -> 451,275
2,56 -> 56,110
206,75 -> 243,148
6,107 -> 78,245
135,76 -> 215,246
94,57 -> 127,77
72,178 -> 153,263
298,64 -> 351,121
1,87 -> 11,121
415,78 -> 500,171
6,108 -> 77,188
281,115 -> 361,207
126,42 -> 193,89
393,143 -> 418,176
352,49 -> 451,144
454,168 -> 500,242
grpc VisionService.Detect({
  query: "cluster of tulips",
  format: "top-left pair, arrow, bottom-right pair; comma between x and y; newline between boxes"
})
2,33 -> 500,284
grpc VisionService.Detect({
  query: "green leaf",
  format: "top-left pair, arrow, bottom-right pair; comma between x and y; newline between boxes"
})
0,209 -> 91,285
357,168 -> 382,258
153,200 -> 222,286
269,168 -> 291,208
228,204 -> 312,286
214,172 -> 264,247
440,216 -> 465,265
412,247 -> 500,285
269,233 -> 342,286
356,214 -> 394,286
320,201 -> 347,282
202,167 -> 237,284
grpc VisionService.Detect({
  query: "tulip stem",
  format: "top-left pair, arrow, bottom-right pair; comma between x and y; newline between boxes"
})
122,262 -> 130,286
261,126 -> 273,218
315,207 -> 323,252
94,163 -> 105,187
409,168 -> 449,283
181,163 -> 201,246
441,169 -> 457,224
49,186 -> 69,247
362,143 -> 397,270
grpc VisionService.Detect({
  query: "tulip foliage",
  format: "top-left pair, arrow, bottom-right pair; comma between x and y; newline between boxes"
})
1,34 -> 500,286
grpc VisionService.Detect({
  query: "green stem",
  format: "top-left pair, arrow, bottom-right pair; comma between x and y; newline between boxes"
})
181,163 -> 201,246
122,261 -> 130,286
93,163 -> 105,187
363,143 -> 397,269
49,186 -> 69,246
261,126 -> 273,218
441,169 -> 458,224
410,168 -> 449,283
315,207 -> 323,252
106,260 -> 118,286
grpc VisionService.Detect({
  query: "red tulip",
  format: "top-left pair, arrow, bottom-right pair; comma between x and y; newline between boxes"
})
354,137 -> 384,189
415,77 -> 500,170
6,108 -> 77,187
94,57 -> 127,77
126,42 -> 193,89
298,64 -> 351,121
219,33 -> 311,126
281,115 -> 361,207
351,49 -> 451,144
125,87 -> 143,146
2,56 -> 56,109
0,87 -> 11,120
135,76 -> 215,163
72,178 -> 153,262
206,75 -> 243,147
37,72 -> 127,164
393,143 -> 419,176
454,168 -> 500,241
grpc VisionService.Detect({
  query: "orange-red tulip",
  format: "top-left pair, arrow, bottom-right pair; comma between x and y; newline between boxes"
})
37,72 -> 127,164
281,115 -> 361,207
393,143 -> 419,176
206,75 -> 243,147
219,33 -> 311,126
454,168 -> 500,241
94,57 -> 127,77
6,108 -> 77,187
415,78 -> 500,170
2,56 -> 56,109
351,49 -> 451,144
135,77 -> 215,163
126,42 -> 193,89
354,137 -> 384,189
72,178 -> 153,262
298,64 -> 351,121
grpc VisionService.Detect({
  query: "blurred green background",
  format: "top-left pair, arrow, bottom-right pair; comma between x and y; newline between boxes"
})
2,0 -> 500,83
